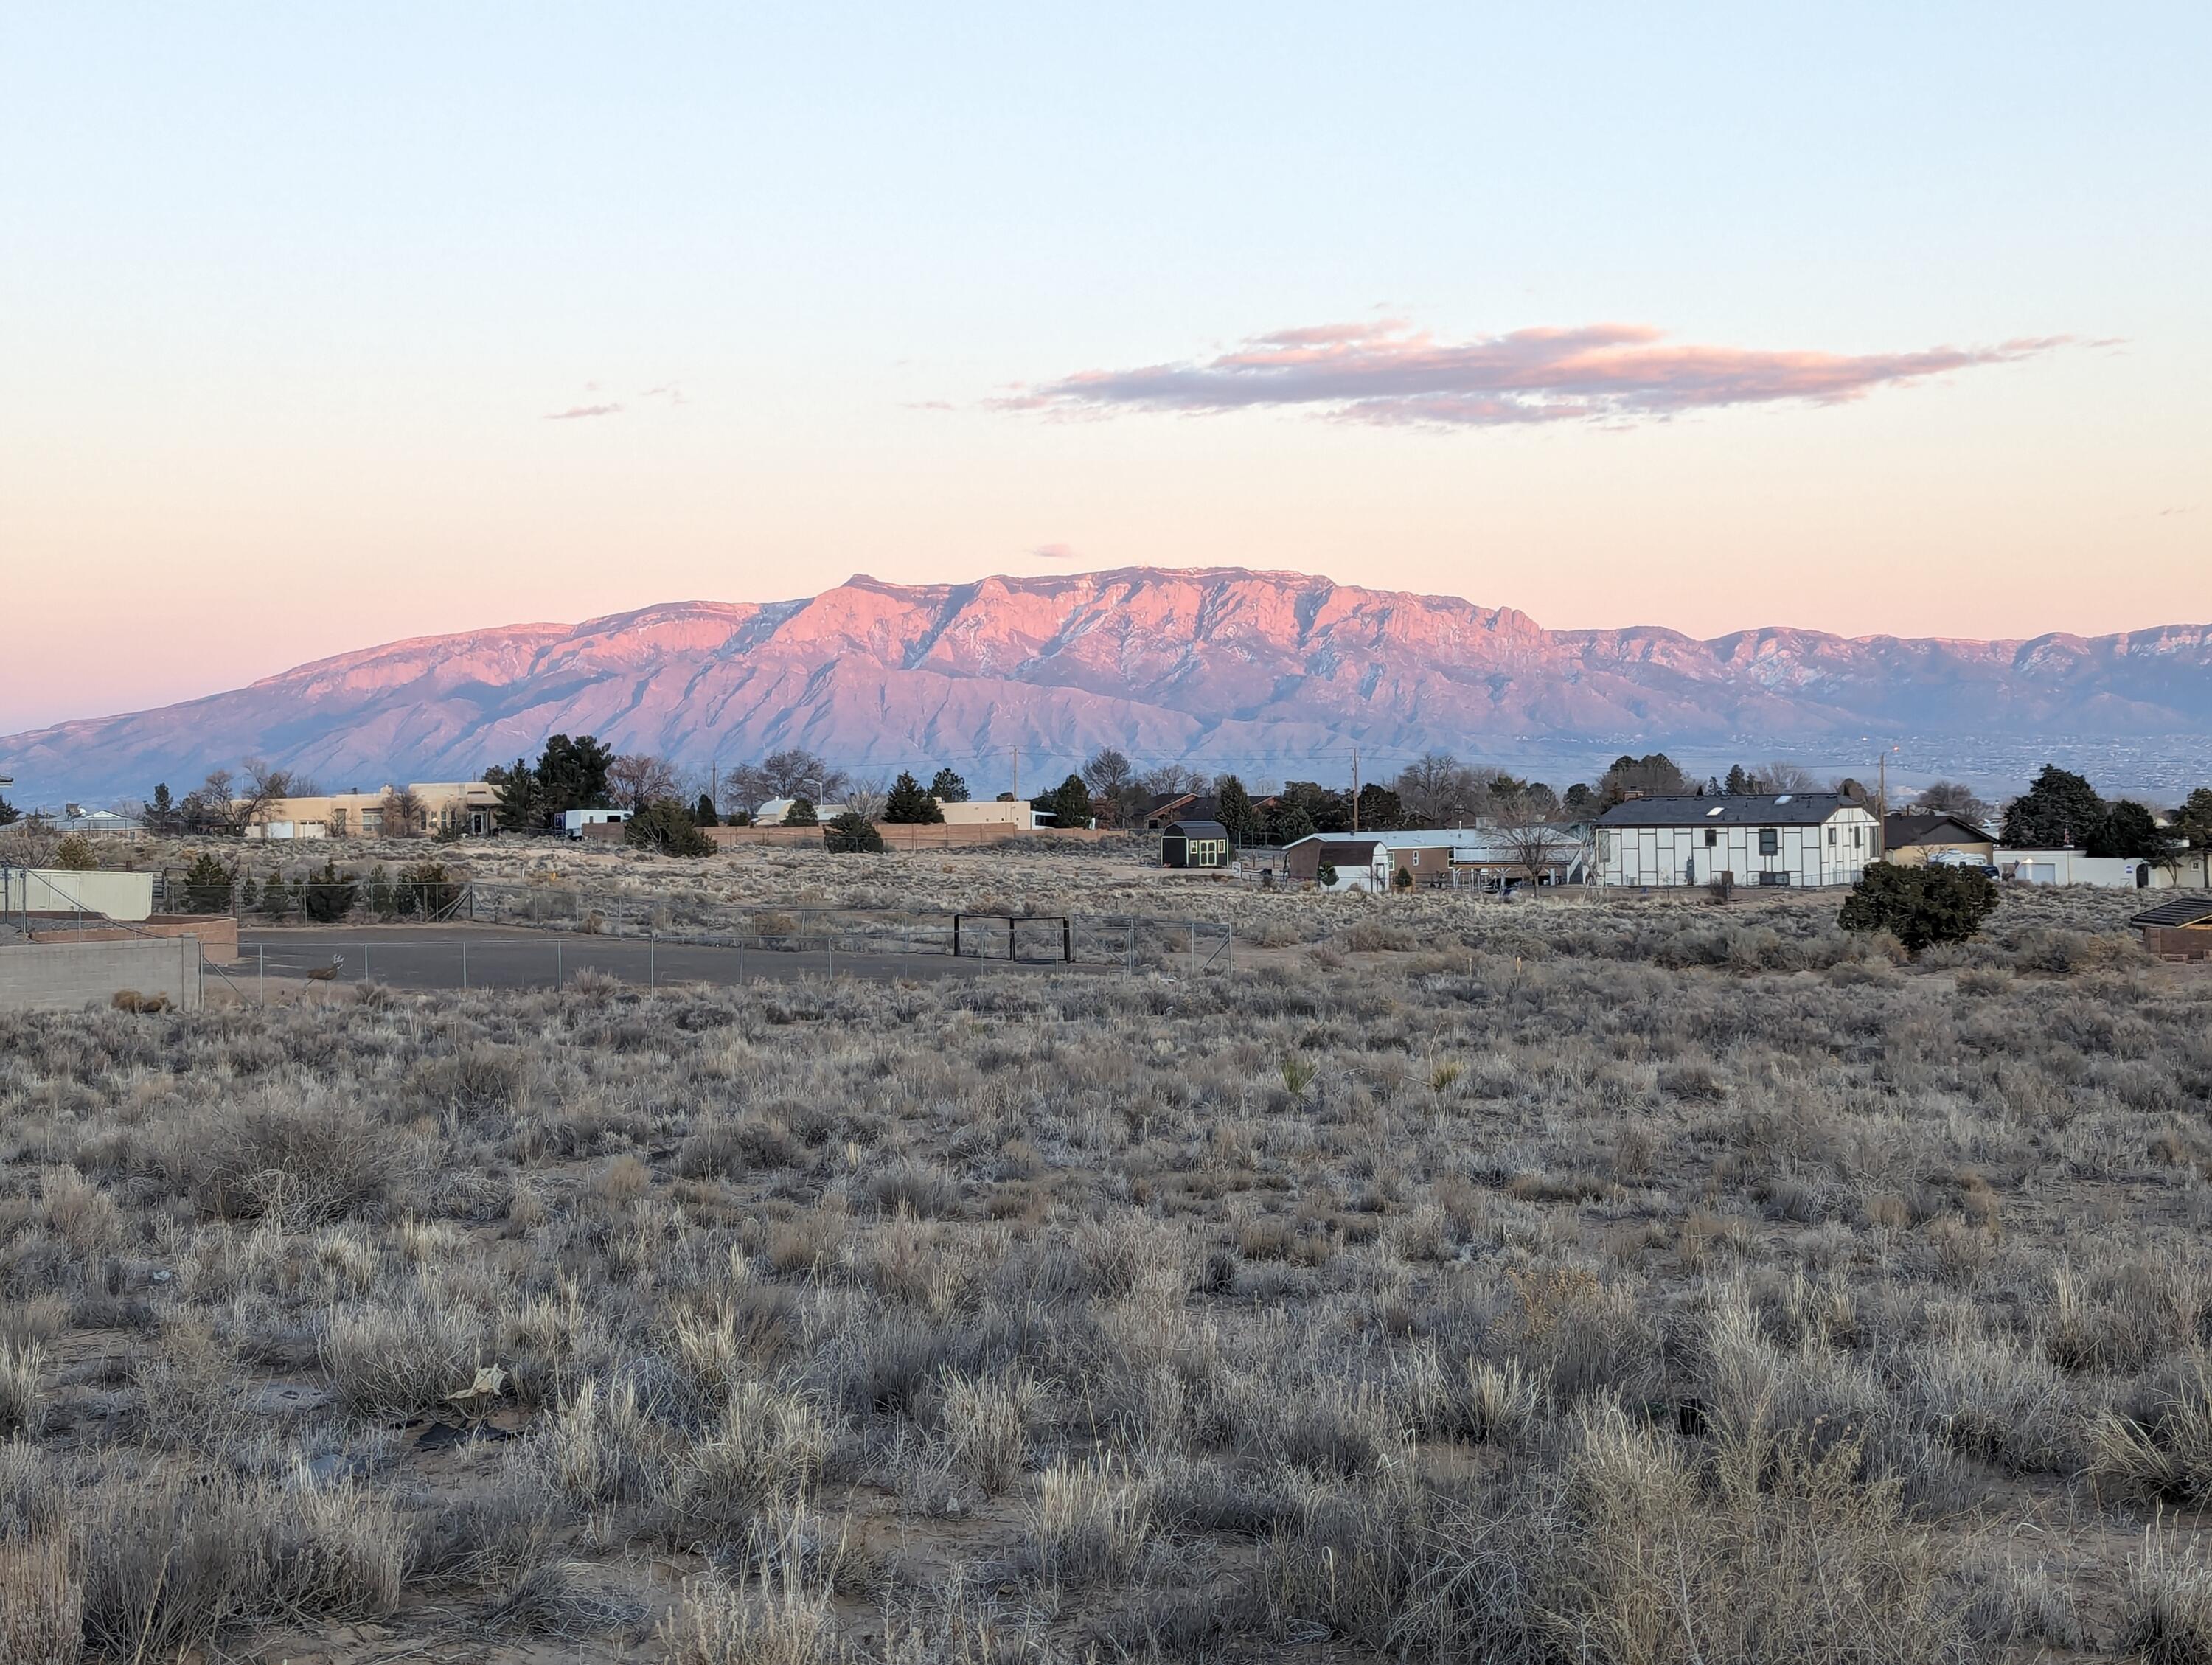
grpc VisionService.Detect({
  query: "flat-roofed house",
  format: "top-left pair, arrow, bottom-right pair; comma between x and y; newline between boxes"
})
1596,793 -> 1879,889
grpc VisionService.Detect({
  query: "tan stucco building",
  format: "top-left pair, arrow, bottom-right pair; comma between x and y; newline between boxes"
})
243,782 -> 499,840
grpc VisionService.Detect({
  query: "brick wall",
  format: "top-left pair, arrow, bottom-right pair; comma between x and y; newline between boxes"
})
28,915 -> 238,962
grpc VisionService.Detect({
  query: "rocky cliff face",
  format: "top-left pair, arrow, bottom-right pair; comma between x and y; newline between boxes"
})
8,568 -> 2211,797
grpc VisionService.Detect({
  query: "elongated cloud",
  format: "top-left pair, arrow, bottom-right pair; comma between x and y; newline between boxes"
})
1003,320 -> 2066,428
545,402 -> 624,420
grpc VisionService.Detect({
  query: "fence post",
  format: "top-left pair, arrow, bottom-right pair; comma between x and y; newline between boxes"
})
827,933 -> 833,979
362,944 -> 370,983
738,936 -> 745,984
1124,921 -> 1133,979
259,944 -> 265,1001
556,939 -> 562,990
650,931 -> 656,989
1189,922 -> 1196,970
461,937 -> 468,990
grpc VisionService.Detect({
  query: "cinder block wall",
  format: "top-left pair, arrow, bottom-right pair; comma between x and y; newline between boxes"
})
0,938 -> 202,1012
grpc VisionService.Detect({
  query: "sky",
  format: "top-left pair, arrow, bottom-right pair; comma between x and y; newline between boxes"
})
2,4 -> 2206,731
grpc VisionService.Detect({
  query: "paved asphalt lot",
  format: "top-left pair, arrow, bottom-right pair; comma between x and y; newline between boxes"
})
229,925 -> 1099,992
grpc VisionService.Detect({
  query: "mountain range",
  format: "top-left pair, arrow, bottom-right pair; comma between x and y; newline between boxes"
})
7,567 -> 2211,802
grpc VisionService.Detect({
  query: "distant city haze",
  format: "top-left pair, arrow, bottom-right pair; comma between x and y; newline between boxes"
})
2,8 -> 2205,731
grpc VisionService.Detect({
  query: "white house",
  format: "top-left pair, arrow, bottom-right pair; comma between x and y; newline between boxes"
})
1281,825 -> 1590,891
1595,793 -> 1879,889
1996,849 -> 2212,890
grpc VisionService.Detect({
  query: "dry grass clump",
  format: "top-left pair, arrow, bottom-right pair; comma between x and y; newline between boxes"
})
0,876 -> 2202,1657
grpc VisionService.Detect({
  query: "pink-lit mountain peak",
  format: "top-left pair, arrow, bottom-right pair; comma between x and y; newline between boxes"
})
5,567 -> 2211,799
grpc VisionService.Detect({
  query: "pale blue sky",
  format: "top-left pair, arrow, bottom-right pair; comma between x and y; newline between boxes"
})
3,3 -> 2205,726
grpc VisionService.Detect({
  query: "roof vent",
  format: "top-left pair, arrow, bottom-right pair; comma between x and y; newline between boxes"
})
1774,793 -> 1792,804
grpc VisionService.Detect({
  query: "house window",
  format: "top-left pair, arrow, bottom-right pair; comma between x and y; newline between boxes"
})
1827,827 -> 1837,846
1854,827 -> 1863,847
1758,828 -> 1778,856
1704,829 -> 1717,847
1757,871 -> 1792,886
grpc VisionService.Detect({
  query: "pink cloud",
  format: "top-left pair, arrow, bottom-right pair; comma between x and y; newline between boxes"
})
1001,320 -> 2068,428
545,402 -> 624,421
1027,542 -> 1085,560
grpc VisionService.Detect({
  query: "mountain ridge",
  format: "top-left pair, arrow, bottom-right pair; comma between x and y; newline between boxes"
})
7,566 -> 2211,799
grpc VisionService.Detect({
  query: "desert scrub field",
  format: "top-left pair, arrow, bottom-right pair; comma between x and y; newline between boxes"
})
2,883 -> 2211,1661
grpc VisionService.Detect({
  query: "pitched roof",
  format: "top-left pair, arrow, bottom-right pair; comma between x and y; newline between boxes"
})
2132,896 -> 2212,929
1885,812 -> 1991,846
1596,793 -> 1857,828
1162,820 -> 1227,838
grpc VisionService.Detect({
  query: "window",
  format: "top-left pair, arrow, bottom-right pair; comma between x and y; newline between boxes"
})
1704,828 -> 1717,847
1757,870 -> 1792,886
1758,828 -> 1778,856
1854,826 -> 1863,847
1827,827 -> 1836,845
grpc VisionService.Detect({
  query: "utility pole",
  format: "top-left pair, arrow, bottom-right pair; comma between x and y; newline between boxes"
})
1351,743 -> 1360,834
1010,744 -> 1019,802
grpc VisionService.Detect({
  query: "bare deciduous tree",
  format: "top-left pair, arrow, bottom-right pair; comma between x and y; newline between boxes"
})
1915,780 -> 1993,827
379,785 -> 426,838
1494,801 -> 1577,885
608,754 -> 684,810
1395,751 -> 1485,825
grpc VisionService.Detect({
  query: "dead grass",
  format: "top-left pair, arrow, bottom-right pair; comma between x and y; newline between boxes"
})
0,875 -> 2204,1658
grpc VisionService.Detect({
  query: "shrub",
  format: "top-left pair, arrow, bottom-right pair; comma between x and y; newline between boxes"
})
821,811 -> 885,855
302,860 -> 358,923
51,833 -> 97,870
627,800 -> 714,857
181,851 -> 236,914
1838,862 -> 1999,956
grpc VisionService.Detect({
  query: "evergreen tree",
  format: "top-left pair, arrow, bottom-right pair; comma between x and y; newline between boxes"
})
1279,780 -> 1349,833
2000,764 -> 2107,849
303,861 -> 357,924
1723,764 -> 1752,796
535,734 -> 615,813
782,796 -> 818,827
1354,782 -> 1405,831
2174,787 -> 2212,849
181,852 -> 234,914
823,810 -> 886,853
626,799 -> 714,856
489,758 -> 543,831
1042,774 -> 1093,829
1214,776 -> 1259,845
929,768 -> 970,804
2092,799 -> 2166,862
1839,862 -> 2000,956
883,771 -> 945,824
260,870 -> 293,920
695,793 -> 720,827
1599,754 -> 1688,806
0,796 -> 16,829
146,783 -> 177,832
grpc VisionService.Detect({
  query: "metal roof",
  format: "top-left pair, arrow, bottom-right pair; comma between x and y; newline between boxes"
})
1596,793 -> 1859,828
2132,896 -> 2212,929
1161,820 -> 1227,838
